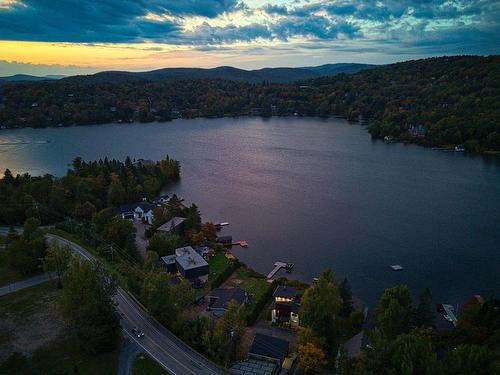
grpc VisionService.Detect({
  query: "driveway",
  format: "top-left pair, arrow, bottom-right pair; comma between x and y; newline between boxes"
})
133,221 -> 150,260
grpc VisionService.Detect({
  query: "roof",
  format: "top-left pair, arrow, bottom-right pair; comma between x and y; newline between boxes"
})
230,358 -> 276,375
273,285 -> 297,299
115,201 -> 154,215
161,255 -> 176,265
209,288 -> 246,310
157,217 -> 186,232
175,246 -> 208,271
344,331 -> 364,359
249,334 -> 289,364
217,235 -> 233,242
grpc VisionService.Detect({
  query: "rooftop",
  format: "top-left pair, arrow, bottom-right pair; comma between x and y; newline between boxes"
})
175,246 -> 208,270
249,333 -> 289,364
160,254 -> 177,265
115,201 -> 154,215
273,285 -> 297,299
230,358 -> 276,375
209,288 -> 247,310
157,216 -> 186,232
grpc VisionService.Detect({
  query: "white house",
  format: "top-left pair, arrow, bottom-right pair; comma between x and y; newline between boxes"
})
115,202 -> 155,225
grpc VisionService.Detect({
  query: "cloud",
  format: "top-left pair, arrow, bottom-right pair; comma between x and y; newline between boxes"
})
0,0 -> 240,42
0,0 -> 498,60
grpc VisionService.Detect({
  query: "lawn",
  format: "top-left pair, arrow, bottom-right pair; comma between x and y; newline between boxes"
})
133,354 -> 170,375
209,251 -> 233,274
231,267 -> 272,301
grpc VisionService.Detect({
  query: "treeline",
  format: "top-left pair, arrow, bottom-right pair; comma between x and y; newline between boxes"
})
0,55 -> 499,151
296,271 -> 500,374
0,156 -> 180,225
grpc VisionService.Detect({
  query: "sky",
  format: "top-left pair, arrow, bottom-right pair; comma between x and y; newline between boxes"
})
0,0 -> 499,76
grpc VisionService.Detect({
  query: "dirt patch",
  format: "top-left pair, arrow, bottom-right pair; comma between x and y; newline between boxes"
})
0,284 -> 67,361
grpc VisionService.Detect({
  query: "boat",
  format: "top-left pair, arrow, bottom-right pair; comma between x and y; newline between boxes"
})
390,265 -> 404,271
285,263 -> 294,273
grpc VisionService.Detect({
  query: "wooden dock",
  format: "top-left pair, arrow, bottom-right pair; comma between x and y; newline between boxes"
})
267,262 -> 294,279
232,240 -> 248,247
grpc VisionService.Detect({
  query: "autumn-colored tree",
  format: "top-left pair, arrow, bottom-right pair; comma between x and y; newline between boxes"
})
298,342 -> 328,374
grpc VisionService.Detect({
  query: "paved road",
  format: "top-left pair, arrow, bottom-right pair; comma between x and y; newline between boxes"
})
0,272 -> 57,296
117,339 -> 141,375
46,234 -> 227,375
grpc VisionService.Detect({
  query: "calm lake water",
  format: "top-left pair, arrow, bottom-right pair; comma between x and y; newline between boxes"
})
1,117 -> 499,306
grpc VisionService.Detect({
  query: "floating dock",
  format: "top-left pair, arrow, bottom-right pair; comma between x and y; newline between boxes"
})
267,262 -> 294,279
390,264 -> 404,271
442,304 -> 458,327
232,240 -> 248,247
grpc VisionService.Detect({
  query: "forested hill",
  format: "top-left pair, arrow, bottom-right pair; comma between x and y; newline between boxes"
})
61,63 -> 374,84
0,55 -> 498,152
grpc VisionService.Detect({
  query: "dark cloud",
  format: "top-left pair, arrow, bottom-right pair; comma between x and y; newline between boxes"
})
0,0 -> 239,42
0,0 -> 499,59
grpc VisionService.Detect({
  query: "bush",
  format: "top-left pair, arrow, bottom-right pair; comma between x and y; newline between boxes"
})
211,260 -> 240,289
246,280 -> 277,326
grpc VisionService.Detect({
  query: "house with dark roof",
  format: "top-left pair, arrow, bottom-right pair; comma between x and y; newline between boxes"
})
157,216 -> 186,236
174,246 -> 209,283
160,254 -> 177,273
271,285 -> 300,328
249,333 -> 289,366
115,201 -> 155,224
207,288 -> 248,316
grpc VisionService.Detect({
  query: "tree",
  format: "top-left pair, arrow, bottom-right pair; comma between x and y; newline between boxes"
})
60,259 -> 120,353
92,207 -> 115,235
375,285 -> 415,338
298,342 -> 328,374
209,300 -> 246,366
415,288 -> 434,328
339,278 -> 354,317
440,344 -> 497,375
140,272 -> 178,328
74,201 -> 96,223
300,269 -> 341,353
147,232 -> 180,257
143,251 -> 159,272
101,216 -> 136,257
42,242 -> 72,287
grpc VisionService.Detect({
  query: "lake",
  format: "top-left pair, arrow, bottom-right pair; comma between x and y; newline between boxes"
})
1,117 -> 499,306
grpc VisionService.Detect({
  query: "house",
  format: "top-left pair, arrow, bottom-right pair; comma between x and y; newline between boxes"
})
174,246 -> 209,283
151,194 -> 170,205
207,288 -> 248,316
115,202 -> 155,224
157,217 -> 186,236
216,235 -> 233,246
271,285 -> 300,328
230,358 -> 277,375
160,254 -> 177,273
249,333 -> 289,366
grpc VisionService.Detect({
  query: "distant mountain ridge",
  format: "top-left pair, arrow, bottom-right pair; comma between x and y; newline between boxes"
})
0,74 -> 66,82
61,63 -> 376,84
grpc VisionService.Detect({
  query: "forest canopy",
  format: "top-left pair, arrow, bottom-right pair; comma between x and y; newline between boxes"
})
0,55 -> 498,152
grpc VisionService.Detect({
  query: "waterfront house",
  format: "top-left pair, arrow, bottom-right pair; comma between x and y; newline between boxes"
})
174,246 -> 209,283
271,285 -> 300,327
216,235 -> 233,246
249,333 -> 289,366
207,288 -> 248,316
160,254 -> 177,273
151,194 -> 170,205
157,216 -> 186,236
115,201 -> 155,224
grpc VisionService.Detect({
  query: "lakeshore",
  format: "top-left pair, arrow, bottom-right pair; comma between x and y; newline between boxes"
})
0,117 -> 499,306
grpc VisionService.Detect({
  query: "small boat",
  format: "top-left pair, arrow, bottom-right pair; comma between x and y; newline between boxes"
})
285,263 -> 294,272
312,277 -> 319,284
390,265 -> 404,271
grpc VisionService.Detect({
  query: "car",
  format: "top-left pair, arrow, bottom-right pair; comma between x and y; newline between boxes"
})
131,327 -> 144,338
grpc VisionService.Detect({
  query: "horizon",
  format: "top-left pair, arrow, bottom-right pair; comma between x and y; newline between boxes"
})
1,0 -> 499,76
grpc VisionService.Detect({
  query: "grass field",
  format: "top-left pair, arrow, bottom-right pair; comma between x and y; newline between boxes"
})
133,354 -> 170,375
0,279 -> 121,374
209,251 -> 233,275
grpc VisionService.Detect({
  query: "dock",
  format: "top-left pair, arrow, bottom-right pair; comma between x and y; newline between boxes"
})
442,304 -> 458,327
232,240 -> 248,247
267,262 -> 294,279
